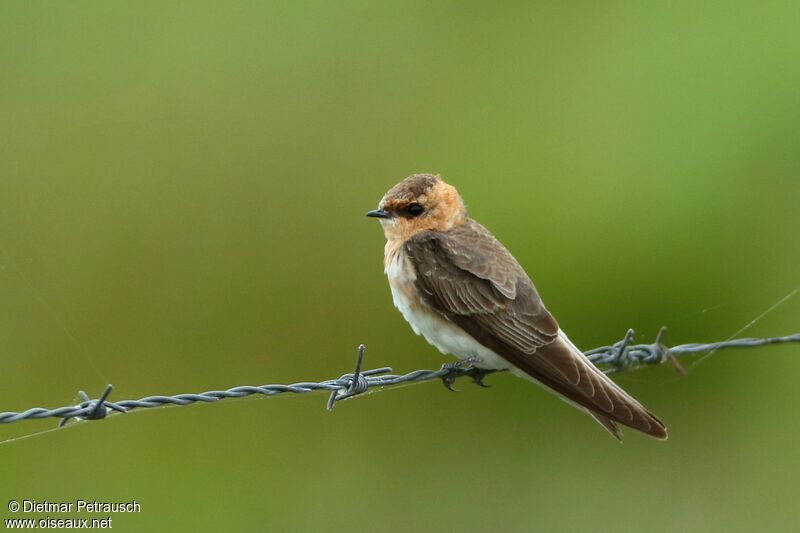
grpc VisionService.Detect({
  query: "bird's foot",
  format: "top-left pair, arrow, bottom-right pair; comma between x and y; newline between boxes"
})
439,358 -> 493,391
466,367 -> 493,388
439,362 -> 463,391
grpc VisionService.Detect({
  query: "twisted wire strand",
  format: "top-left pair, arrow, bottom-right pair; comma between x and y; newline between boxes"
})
1,330 -> 798,426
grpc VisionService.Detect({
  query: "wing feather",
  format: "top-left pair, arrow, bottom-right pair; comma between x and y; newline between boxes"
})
405,220 -> 666,439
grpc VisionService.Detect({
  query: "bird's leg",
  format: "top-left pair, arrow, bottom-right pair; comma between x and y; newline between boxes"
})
439,357 -> 492,391
439,362 -> 463,391
466,367 -> 493,388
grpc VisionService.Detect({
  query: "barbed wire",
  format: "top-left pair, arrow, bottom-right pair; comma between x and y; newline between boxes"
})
1,328 -> 798,427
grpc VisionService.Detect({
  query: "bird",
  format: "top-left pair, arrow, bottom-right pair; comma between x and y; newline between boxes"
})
366,173 -> 667,440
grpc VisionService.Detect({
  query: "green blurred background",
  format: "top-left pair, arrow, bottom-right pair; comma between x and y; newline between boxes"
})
1,1 -> 799,531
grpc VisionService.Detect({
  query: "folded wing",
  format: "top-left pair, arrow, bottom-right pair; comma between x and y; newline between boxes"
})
405,220 -> 667,439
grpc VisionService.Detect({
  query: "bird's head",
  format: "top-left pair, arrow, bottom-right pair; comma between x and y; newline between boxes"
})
367,174 -> 467,241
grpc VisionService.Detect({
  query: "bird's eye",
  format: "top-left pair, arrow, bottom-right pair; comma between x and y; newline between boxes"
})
407,203 -> 424,217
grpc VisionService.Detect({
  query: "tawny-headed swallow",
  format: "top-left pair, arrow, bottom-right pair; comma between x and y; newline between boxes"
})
367,174 -> 667,440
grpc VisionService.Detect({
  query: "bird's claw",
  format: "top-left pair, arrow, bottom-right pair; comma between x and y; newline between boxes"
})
439,360 -> 493,391
468,367 -> 492,388
439,362 -> 461,392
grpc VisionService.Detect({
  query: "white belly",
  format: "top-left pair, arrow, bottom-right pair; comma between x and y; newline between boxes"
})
385,251 -> 511,370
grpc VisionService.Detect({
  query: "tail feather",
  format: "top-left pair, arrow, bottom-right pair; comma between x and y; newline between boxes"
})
507,330 -> 668,440
589,412 -> 622,441
558,331 -> 668,440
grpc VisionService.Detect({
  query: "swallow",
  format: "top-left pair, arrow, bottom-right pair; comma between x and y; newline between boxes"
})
367,174 -> 667,440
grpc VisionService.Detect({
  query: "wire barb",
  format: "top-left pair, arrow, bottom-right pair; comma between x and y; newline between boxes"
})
1,330 -> 798,427
327,344 -> 376,410
58,384 -> 127,427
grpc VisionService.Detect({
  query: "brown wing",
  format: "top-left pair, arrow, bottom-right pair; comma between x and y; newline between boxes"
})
405,220 -> 667,440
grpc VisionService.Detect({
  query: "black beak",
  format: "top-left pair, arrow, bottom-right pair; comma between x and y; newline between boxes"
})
366,208 -> 390,219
